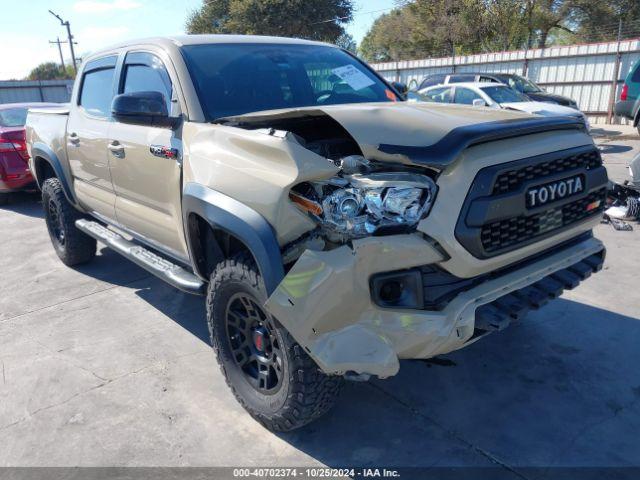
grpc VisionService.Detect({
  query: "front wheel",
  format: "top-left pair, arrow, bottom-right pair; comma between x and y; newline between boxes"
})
42,177 -> 96,266
206,253 -> 343,431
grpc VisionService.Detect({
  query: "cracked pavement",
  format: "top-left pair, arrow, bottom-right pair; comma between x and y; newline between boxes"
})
1,140 -> 640,475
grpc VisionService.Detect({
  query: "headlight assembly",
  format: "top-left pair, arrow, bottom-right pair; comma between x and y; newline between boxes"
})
290,172 -> 437,242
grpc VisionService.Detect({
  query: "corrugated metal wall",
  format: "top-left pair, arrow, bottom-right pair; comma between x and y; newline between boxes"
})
0,80 -> 74,104
372,39 -> 640,125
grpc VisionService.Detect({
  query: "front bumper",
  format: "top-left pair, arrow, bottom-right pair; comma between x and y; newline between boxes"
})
266,234 -> 605,378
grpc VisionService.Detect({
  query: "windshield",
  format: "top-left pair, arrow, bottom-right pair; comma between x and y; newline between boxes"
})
501,75 -> 541,94
481,86 -> 529,104
0,108 -> 28,127
181,43 -> 397,121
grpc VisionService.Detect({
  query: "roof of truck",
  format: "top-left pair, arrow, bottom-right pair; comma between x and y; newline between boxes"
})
88,34 -> 332,57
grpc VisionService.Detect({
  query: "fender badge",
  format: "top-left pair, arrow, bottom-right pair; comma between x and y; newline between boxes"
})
150,145 -> 179,159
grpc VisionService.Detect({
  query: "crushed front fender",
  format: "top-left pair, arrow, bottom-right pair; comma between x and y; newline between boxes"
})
265,234 -> 446,378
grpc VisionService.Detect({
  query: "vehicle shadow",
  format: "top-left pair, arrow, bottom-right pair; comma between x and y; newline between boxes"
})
76,247 -> 210,343
54,252 -> 640,471
0,191 -> 43,218
598,143 -> 634,155
269,299 -> 640,471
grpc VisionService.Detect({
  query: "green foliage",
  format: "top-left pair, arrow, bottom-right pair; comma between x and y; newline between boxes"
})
26,62 -> 75,81
335,33 -> 357,53
186,0 -> 353,42
359,0 -> 640,62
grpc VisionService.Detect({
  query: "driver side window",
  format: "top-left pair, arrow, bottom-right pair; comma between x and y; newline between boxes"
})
122,53 -> 173,113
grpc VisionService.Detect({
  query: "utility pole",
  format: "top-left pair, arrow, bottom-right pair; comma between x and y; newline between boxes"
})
49,37 -> 67,73
606,18 -> 624,124
49,10 -> 78,74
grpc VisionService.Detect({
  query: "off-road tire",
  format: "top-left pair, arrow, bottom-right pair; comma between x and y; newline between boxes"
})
206,252 -> 343,431
0,193 -> 9,206
42,177 -> 96,266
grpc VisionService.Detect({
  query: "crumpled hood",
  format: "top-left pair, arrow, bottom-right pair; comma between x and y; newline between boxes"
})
219,101 -> 587,169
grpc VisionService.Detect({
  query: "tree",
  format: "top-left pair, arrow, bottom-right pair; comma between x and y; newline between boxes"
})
360,9 -> 419,62
570,0 -> 640,43
529,0 -> 573,48
335,32 -> 357,53
26,62 -> 74,80
482,0 -> 530,52
186,0 -> 354,42
360,0 -> 488,62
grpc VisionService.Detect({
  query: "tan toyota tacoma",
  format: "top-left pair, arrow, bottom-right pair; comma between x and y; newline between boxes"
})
26,35 -> 608,431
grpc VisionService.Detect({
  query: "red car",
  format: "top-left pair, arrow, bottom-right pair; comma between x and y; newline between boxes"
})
0,103 -> 60,205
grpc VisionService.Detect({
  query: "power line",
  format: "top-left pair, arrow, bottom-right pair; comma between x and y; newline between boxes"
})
312,6 -> 396,25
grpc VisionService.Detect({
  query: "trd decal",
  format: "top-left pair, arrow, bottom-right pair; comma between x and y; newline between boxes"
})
149,145 -> 179,159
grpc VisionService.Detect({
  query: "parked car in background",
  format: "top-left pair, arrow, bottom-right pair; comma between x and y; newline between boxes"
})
614,59 -> 640,134
0,103 -> 60,205
421,82 -> 590,129
418,72 -> 578,109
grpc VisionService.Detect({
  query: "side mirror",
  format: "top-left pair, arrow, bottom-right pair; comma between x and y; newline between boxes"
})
111,91 -> 180,129
391,81 -> 408,98
472,98 -> 487,107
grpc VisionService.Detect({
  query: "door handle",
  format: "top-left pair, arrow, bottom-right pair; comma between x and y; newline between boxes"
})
68,133 -> 80,145
108,141 -> 124,156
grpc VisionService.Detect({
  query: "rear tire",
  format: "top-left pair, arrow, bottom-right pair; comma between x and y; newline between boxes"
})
42,177 -> 96,266
206,253 -> 343,431
0,193 -> 8,206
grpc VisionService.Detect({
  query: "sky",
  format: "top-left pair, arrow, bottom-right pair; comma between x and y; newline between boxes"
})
0,0 -> 396,80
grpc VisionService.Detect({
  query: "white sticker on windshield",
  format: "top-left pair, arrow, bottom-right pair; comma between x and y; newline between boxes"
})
331,65 -> 375,91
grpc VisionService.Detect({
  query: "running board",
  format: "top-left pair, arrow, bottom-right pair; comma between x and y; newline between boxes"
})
75,219 -> 205,295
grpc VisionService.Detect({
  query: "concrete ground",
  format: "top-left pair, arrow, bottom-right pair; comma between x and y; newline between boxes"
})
1,137 -> 639,476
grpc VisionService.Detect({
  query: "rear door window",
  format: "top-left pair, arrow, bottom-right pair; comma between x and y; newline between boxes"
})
80,69 -> 116,117
79,57 -> 117,118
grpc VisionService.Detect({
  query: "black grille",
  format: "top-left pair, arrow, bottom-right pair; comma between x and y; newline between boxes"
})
481,188 -> 606,253
492,150 -> 602,195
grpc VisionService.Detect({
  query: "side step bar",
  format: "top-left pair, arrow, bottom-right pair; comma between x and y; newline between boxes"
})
75,219 -> 206,295
474,249 -> 605,333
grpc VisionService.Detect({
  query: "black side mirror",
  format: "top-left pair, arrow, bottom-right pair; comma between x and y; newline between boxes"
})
391,81 -> 408,99
111,91 -> 180,129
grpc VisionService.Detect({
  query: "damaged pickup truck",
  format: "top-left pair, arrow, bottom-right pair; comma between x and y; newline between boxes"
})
26,35 -> 608,431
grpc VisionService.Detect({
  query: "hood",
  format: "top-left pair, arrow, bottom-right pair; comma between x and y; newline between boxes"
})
526,91 -> 576,107
501,101 -> 583,117
218,102 -> 587,169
